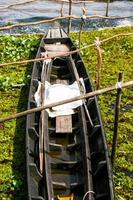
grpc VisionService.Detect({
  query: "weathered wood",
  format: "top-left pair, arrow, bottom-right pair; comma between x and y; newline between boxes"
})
45,44 -> 70,52
68,56 -> 93,126
111,72 -> 123,167
56,115 -> 72,133
68,0 -> 72,34
56,80 -> 72,133
106,0 -> 110,17
95,37 -> 102,90
51,28 -> 61,38
46,30 -> 51,38
26,27 -> 115,200
39,62 -> 46,174
60,28 -> 68,38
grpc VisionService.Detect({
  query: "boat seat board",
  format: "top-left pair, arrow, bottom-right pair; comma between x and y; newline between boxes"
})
45,44 -> 70,52
51,28 -> 62,38
56,80 -> 72,133
56,115 -> 72,133
46,28 -> 68,39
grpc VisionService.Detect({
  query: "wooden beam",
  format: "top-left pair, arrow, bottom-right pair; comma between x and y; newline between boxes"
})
0,80 -> 133,123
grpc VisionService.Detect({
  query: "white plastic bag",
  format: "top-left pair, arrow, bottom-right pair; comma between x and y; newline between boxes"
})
34,79 -> 84,117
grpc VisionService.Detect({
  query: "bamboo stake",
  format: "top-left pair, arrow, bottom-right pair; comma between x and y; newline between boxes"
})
0,80 -> 132,123
84,0 -> 86,7
95,37 -> 102,90
79,20 -> 83,49
68,0 -> 72,34
106,0 -> 110,17
111,72 -> 123,167
79,7 -> 86,48
0,32 -> 132,68
60,2 -> 64,17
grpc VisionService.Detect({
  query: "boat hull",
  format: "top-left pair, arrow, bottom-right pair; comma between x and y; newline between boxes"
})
26,27 -> 114,200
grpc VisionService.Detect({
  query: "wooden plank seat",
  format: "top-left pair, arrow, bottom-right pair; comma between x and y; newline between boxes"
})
44,44 -> 70,57
56,80 -> 72,133
46,28 -> 68,39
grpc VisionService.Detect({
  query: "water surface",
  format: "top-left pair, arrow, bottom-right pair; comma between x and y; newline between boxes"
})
0,0 -> 132,33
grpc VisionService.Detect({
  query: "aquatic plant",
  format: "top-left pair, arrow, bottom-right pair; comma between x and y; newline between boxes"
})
0,26 -> 133,199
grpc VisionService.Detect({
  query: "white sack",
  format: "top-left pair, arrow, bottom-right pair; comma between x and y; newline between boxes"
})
34,79 -> 84,117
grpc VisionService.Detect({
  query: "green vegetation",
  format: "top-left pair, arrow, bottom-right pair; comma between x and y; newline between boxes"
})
0,26 -> 133,199
71,26 -> 133,200
0,34 -> 42,199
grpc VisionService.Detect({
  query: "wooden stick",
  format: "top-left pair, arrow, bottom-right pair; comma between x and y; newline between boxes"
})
0,80 -> 132,123
95,37 -> 102,90
0,32 -> 132,68
55,0 -> 94,3
106,0 -> 110,17
79,7 -> 86,48
39,61 -> 46,174
60,2 -> 64,17
68,56 -> 93,126
111,72 -> 123,167
0,15 -> 132,31
79,21 -> 83,49
68,0 -> 72,34
0,0 -> 37,10
0,15 -> 80,31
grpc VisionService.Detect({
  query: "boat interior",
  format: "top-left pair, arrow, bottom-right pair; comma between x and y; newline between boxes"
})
26,29 -> 114,200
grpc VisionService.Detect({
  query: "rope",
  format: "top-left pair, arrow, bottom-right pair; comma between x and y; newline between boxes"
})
82,191 -> 95,200
115,81 -> 122,90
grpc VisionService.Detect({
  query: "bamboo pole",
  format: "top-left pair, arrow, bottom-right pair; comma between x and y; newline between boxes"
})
0,15 -> 132,31
79,7 -> 86,48
111,72 -> 123,167
0,32 -> 132,68
68,0 -> 72,34
95,37 -> 102,90
0,15 -> 80,31
60,2 -> 64,17
0,80 -> 132,123
0,0 -> 37,10
84,0 -> 86,7
39,61 -> 46,174
68,55 -> 93,126
79,20 -> 83,49
106,0 -> 110,17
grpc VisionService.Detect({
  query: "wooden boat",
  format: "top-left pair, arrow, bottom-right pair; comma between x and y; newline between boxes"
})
26,27 -> 114,200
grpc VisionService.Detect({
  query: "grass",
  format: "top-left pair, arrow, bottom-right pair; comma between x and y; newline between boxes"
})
0,26 -> 133,199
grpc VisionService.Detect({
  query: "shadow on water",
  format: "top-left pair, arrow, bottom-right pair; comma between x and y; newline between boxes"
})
12,65 -> 32,199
